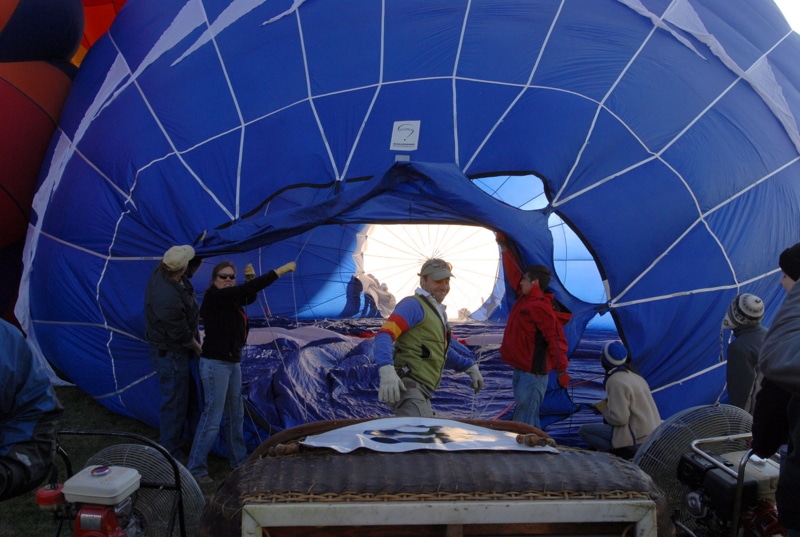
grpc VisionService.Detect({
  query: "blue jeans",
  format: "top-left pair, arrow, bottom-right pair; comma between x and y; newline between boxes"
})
151,347 -> 193,458
187,358 -> 248,476
578,422 -> 614,452
511,369 -> 548,429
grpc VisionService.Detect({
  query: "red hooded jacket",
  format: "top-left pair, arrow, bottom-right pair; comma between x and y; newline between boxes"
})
499,248 -> 570,375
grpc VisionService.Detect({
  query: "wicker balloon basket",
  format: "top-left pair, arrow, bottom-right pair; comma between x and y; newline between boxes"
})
199,418 -> 671,536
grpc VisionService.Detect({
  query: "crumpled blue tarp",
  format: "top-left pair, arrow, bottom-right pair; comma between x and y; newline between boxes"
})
206,320 -> 619,456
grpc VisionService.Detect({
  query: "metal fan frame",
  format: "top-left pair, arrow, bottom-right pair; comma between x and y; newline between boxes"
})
56,430 -> 201,537
632,404 -> 753,533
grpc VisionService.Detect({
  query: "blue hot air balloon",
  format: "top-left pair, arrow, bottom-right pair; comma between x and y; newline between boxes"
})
17,0 -> 800,444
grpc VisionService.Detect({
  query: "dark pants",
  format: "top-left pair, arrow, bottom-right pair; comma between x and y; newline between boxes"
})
391,379 -> 435,417
151,347 -> 195,458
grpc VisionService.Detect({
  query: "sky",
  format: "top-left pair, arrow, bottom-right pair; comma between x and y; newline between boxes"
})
775,0 -> 800,30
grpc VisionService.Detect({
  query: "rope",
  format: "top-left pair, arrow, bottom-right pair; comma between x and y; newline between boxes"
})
492,402 -> 514,420
715,327 -> 732,405
244,228 -> 317,430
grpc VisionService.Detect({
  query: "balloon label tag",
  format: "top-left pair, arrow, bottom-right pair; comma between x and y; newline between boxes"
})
390,120 -> 421,151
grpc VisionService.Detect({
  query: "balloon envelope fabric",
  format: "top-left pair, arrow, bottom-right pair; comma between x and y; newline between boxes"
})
0,0 -> 81,322
17,0 -> 800,433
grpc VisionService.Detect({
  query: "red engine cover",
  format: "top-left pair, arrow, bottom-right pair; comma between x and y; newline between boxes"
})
72,504 -> 127,537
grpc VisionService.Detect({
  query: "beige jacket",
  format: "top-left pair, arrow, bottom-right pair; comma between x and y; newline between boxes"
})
601,369 -> 662,448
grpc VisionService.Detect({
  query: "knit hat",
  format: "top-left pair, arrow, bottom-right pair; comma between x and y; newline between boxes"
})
779,242 -> 800,282
162,245 -> 195,271
722,293 -> 764,329
419,258 -> 454,280
601,341 -> 628,368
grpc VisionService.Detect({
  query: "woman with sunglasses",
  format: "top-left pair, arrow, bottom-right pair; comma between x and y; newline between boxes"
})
187,259 -> 296,484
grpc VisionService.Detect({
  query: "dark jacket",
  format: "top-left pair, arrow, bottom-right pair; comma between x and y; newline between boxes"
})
144,266 -> 199,352
751,378 -> 790,459
752,380 -> 800,530
751,278 -> 800,530
726,324 -> 767,410
200,271 -> 278,362
0,319 -> 63,500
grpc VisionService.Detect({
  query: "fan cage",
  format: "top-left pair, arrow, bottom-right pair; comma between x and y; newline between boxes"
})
86,443 -> 205,537
633,404 -> 753,531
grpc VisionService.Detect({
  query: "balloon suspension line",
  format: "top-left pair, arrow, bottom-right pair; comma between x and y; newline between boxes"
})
289,228 -> 319,326
571,374 -> 605,387
471,347 -> 512,419
241,229 -> 318,438
491,402 -> 514,421
255,227 -> 316,328
469,349 -> 490,418
284,229 -> 317,424
244,400 -> 266,446
246,249 -> 290,441
714,328 -> 732,405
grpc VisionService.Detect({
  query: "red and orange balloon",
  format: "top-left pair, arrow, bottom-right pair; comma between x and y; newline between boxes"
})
0,0 -> 122,324
75,0 -> 126,65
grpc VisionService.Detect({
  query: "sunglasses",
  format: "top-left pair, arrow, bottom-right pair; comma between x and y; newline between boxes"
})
216,273 -> 236,280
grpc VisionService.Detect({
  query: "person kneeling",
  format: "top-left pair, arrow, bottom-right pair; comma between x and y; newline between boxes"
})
578,342 -> 661,456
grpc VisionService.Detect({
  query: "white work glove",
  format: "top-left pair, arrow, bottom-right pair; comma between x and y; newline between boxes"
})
244,263 -> 256,281
274,261 -> 296,276
378,364 -> 405,404
465,364 -> 484,393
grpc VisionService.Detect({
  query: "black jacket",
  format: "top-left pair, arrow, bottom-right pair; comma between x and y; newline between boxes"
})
200,271 -> 278,362
144,267 -> 199,352
752,377 -> 800,530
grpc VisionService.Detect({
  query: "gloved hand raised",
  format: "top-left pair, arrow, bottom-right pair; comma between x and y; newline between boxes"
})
244,263 -> 256,281
378,364 -> 405,404
465,364 -> 484,393
557,371 -> 571,389
274,261 -> 297,276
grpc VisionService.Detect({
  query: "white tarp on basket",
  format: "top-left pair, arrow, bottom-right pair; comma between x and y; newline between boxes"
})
301,417 -> 558,454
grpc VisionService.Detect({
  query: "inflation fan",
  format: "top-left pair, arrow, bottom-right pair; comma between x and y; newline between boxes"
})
36,432 -> 205,537
633,404 -> 784,537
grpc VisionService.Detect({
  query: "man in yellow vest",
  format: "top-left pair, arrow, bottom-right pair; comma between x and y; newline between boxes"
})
373,259 -> 484,417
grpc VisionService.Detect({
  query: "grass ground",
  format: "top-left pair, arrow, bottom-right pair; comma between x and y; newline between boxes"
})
0,385 -> 229,536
